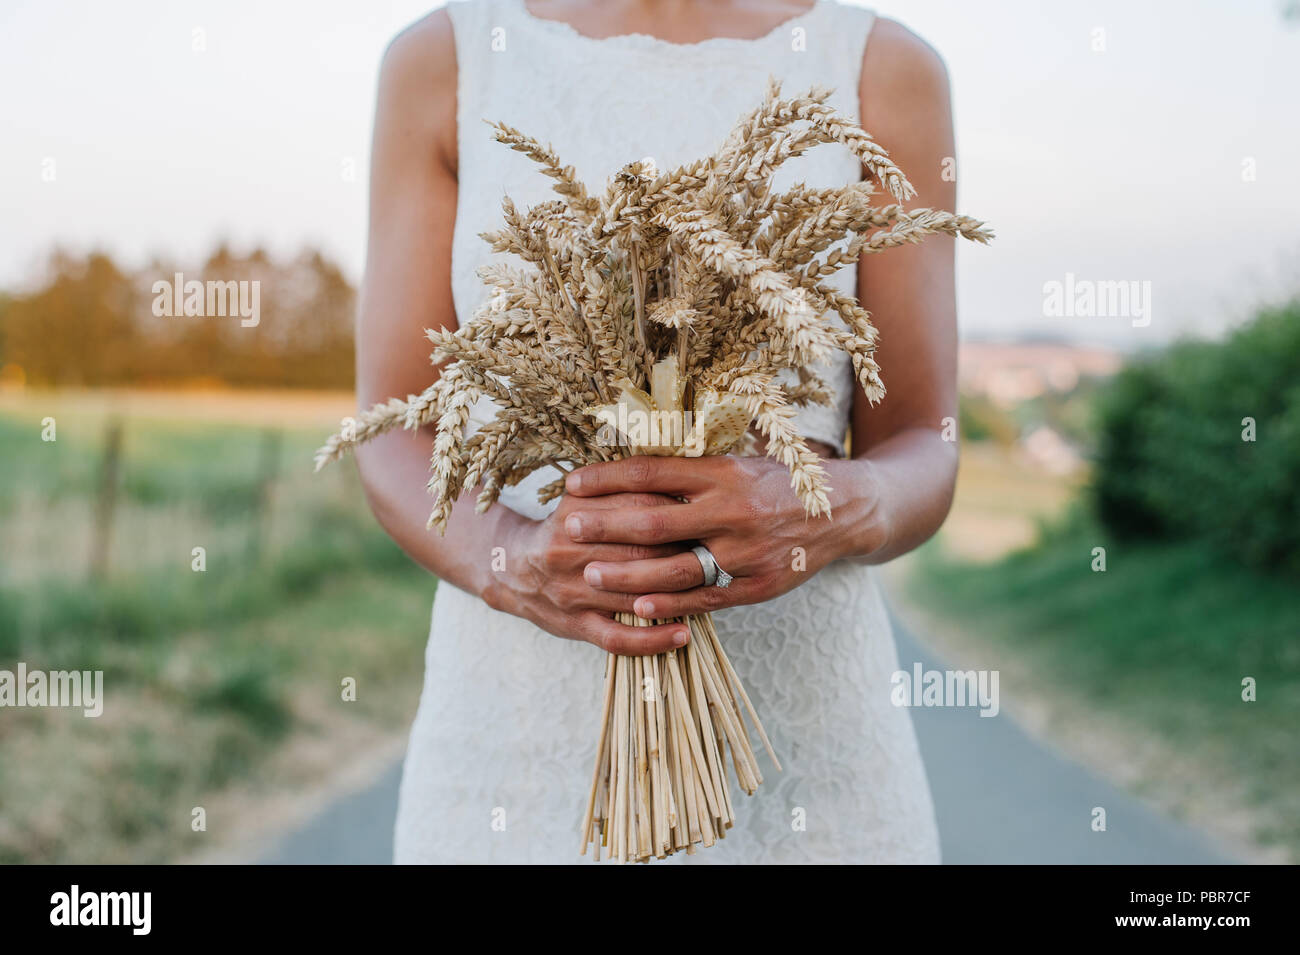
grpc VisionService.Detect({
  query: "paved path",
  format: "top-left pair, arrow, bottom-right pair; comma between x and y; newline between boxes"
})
258,612 -> 1234,864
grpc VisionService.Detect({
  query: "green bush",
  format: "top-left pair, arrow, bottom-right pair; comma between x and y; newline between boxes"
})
1093,298 -> 1300,573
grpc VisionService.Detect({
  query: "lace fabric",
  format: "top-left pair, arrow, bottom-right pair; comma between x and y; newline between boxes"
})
393,0 -> 941,863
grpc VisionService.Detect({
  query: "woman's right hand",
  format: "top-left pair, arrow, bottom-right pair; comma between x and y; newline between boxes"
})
482,491 -> 693,655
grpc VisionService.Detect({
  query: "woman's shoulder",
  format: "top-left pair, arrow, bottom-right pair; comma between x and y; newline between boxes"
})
864,16 -> 950,91
860,15 -> 951,125
375,9 -> 458,172
380,8 -> 456,93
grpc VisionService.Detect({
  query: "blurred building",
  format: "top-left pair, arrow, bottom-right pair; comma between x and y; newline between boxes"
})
959,341 -> 1123,408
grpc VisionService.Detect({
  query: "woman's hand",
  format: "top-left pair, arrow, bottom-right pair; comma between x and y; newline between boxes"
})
563,455 -> 892,620
483,490 -> 695,654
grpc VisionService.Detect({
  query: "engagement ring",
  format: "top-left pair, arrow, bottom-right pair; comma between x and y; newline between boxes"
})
691,544 -> 734,589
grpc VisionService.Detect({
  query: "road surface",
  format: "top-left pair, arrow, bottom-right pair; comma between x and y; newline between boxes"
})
258,612 -> 1235,864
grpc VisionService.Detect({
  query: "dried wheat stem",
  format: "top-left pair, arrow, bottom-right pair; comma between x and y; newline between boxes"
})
580,652 -> 617,854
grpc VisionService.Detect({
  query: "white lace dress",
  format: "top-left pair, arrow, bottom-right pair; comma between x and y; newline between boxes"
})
392,0 -> 941,864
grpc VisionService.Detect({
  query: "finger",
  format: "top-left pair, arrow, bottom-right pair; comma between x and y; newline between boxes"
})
577,612 -> 690,656
565,502 -> 718,545
575,491 -> 683,510
565,456 -> 715,498
631,579 -> 761,619
582,541 -> 683,563
579,588 -> 643,615
584,553 -> 705,594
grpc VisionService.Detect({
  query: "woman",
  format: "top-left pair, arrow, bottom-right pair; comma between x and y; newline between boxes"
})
360,0 -> 958,863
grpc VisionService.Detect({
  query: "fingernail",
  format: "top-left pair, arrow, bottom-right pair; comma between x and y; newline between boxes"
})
565,470 -> 581,492
638,600 -> 655,617
565,514 -> 584,539
584,565 -> 602,587
673,629 -> 689,646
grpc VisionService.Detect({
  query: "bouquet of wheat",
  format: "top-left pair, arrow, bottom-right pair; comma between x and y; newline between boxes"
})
316,80 -> 991,862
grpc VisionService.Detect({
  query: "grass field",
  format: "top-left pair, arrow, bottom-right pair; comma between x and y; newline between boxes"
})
936,441 -> 1084,562
907,487 -> 1300,860
0,389 -> 434,863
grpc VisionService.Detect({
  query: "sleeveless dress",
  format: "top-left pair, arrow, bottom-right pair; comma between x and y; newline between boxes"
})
392,0 -> 942,864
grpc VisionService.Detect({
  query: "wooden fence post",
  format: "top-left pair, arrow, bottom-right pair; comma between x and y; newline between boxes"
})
248,428 -> 282,562
89,417 -> 123,581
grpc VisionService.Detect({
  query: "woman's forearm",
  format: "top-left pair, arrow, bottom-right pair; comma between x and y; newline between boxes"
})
355,426 -> 693,652
826,427 -> 958,565
355,427 -> 523,602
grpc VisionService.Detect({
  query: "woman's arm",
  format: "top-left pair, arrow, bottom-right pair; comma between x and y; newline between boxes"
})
566,19 -> 961,617
354,16 -> 476,588
846,17 -> 959,563
353,14 -> 688,654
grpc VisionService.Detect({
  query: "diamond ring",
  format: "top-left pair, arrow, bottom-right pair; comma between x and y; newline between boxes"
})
690,544 -> 734,589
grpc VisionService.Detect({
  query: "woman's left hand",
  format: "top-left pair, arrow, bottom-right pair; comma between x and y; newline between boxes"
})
563,454 -> 888,619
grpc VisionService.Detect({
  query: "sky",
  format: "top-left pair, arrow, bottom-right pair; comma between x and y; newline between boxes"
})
2,0 -> 1298,349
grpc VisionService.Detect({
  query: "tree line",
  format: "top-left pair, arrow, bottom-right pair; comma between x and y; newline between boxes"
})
0,247 -> 356,389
